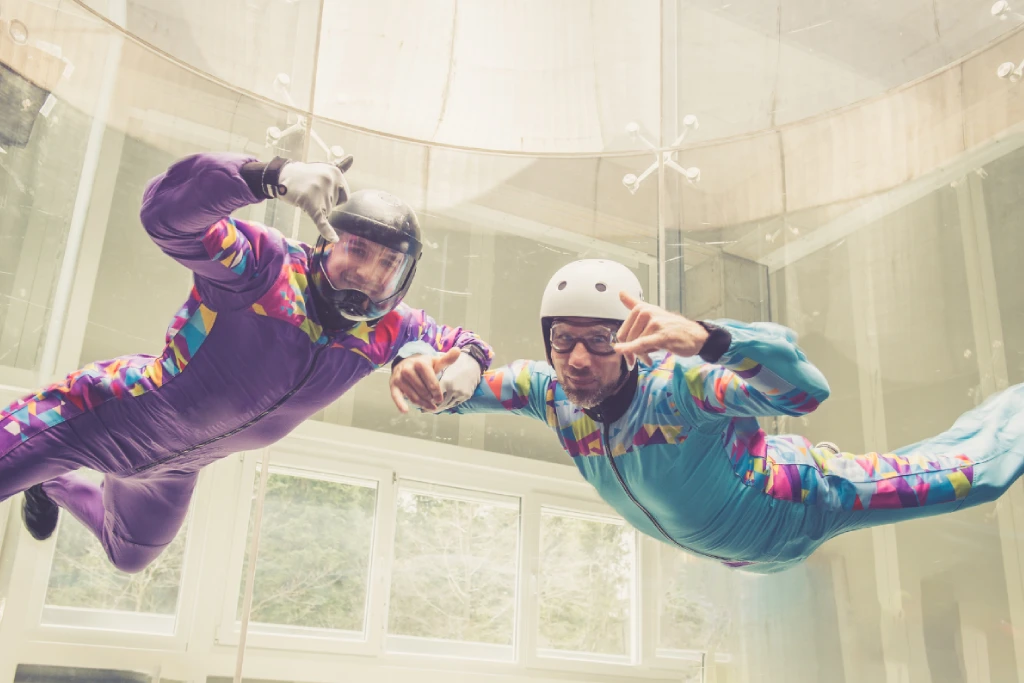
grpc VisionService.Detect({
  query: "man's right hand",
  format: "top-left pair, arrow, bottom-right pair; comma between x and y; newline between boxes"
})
390,348 -> 463,414
277,157 -> 353,243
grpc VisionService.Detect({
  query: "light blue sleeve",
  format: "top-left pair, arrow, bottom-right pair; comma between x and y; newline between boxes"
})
447,360 -> 557,425
677,320 -> 831,419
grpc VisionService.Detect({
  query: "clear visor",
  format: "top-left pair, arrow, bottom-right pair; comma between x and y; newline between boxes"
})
320,232 -> 413,303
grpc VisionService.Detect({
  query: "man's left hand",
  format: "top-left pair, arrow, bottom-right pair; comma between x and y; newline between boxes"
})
390,348 -> 482,414
613,292 -> 709,366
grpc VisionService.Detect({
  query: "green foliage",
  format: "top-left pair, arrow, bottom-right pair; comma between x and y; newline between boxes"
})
388,490 -> 519,645
43,473 -> 727,662
46,515 -> 186,615
537,513 -> 634,656
239,474 -> 377,631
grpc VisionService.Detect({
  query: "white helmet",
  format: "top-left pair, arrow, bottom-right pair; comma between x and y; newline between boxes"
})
540,259 -> 644,361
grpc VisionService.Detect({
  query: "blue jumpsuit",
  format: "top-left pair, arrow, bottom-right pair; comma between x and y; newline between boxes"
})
445,319 -> 1024,573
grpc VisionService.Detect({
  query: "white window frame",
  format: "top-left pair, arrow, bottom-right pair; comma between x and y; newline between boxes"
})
1,411 -> 724,682
215,450 -> 395,658
14,467 -> 212,652
524,494 -> 641,674
385,479 -> 523,662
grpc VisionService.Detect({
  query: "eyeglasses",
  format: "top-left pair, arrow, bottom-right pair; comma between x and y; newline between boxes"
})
549,324 -> 618,356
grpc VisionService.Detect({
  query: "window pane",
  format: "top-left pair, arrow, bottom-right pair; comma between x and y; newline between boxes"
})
387,485 -> 519,649
238,471 -> 377,633
657,544 -> 733,655
537,508 -> 634,659
45,472 -> 186,618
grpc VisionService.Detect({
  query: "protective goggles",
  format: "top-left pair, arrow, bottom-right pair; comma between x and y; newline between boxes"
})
549,322 -> 619,356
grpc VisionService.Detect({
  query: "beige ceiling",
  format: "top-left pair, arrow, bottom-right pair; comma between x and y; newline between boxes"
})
73,0 -> 1021,153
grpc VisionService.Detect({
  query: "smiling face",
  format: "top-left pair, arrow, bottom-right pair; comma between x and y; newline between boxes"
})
321,232 -> 408,302
548,318 -> 625,408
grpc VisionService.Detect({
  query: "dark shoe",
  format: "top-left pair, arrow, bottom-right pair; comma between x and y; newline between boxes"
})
815,441 -> 841,456
22,484 -> 58,541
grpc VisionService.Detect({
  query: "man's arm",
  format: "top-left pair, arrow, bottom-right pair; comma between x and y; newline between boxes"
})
386,305 -> 496,413
392,305 -> 494,368
613,292 -> 829,419
448,360 -> 556,424
140,153 -> 349,310
678,319 -> 830,419
140,153 -> 266,284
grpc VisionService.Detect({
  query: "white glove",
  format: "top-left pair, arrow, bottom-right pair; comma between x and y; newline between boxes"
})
434,351 -> 483,411
277,159 -> 352,243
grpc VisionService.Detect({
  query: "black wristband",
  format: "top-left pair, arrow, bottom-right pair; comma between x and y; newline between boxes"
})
460,344 -> 489,371
696,321 -> 731,363
240,157 -> 290,200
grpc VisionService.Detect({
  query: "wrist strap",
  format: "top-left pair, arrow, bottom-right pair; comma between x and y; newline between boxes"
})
696,321 -> 731,363
460,344 -> 489,371
260,157 -> 290,199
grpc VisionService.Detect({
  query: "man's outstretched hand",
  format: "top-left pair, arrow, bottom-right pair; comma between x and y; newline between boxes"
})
613,292 -> 709,366
390,348 -> 461,413
390,347 -> 482,414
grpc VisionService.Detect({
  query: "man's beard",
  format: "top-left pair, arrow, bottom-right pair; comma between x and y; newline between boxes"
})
562,375 -> 620,409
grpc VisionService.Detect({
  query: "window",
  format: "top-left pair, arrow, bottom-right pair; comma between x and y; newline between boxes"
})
537,507 -> 636,662
44,472 -> 188,634
387,483 -> 520,659
237,469 -> 378,637
656,543 -> 733,681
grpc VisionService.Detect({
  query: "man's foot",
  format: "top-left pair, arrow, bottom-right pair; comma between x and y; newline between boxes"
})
815,441 -> 841,456
22,484 -> 58,541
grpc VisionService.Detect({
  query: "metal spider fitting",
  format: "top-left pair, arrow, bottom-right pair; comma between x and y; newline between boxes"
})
621,114 -> 701,195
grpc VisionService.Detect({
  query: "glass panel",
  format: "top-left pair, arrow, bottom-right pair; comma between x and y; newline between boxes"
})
537,508 -> 635,661
387,484 -> 519,656
0,0 -> 118,376
77,40 -> 298,368
302,118 -> 659,463
80,0 -> 323,110
983,145 -> 1024,386
237,470 -> 377,634
757,178 -> 1016,681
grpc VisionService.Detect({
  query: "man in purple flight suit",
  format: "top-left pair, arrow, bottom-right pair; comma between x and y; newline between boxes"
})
0,152 -> 492,572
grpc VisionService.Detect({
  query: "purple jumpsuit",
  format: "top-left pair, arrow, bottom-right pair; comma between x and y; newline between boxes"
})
0,152 -> 492,572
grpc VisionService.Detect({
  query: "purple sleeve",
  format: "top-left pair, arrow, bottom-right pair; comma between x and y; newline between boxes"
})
139,152 -> 286,311
393,304 -> 494,368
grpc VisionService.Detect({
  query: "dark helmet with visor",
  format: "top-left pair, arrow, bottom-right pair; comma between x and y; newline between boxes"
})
310,189 -> 423,326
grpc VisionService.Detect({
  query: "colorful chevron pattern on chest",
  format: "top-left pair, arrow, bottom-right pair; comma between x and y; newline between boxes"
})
480,356 -> 691,458
248,240 -> 411,367
331,310 -> 403,367
250,239 -> 324,344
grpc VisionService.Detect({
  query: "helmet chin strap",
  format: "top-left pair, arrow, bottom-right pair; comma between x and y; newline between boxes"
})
614,357 -> 632,390
309,283 -> 362,332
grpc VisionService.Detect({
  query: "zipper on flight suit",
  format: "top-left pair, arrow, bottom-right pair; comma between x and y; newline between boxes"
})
599,420 -> 731,563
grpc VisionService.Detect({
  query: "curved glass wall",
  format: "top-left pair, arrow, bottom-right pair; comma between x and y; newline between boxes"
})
0,1 -> 1021,682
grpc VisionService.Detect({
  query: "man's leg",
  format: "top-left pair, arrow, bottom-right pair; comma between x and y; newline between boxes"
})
0,421 -> 92,540
766,382 -> 1024,531
45,470 -> 199,574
